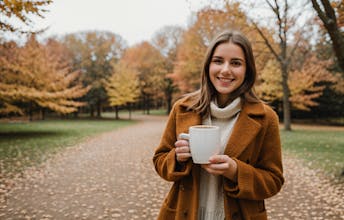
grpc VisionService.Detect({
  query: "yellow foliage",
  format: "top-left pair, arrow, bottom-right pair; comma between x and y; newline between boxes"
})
104,63 -> 140,107
256,59 -> 283,102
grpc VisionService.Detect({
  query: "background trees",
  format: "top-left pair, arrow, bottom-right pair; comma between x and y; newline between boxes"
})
0,35 -> 89,120
104,62 -> 140,119
0,0 -> 343,125
62,31 -> 126,117
121,42 -> 168,114
152,25 -> 185,113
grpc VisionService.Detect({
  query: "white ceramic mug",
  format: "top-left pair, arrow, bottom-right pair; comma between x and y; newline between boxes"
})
179,125 -> 220,164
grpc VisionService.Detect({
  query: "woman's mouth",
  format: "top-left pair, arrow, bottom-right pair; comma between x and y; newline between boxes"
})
217,77 -> 234,83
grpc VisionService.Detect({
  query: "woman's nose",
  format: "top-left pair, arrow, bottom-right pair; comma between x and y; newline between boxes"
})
221,62 -> 230,73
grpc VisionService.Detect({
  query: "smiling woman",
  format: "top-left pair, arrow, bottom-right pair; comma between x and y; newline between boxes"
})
153,30 -> 284,220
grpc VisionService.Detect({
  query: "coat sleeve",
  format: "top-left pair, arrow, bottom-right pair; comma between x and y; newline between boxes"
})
152,102 -> 193,182
224,108 -> 284,200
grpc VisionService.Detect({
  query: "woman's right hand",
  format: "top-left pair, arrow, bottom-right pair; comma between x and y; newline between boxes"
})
175,138 -> 192,163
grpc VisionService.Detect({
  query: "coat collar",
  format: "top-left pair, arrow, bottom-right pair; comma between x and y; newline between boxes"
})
179,96 -> 265,117
178,97 -> 266,158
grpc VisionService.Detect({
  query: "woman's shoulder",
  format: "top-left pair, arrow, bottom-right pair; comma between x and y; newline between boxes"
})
260,102 -> 280,124
262,103 -> 278,116
172,93 -> 198,109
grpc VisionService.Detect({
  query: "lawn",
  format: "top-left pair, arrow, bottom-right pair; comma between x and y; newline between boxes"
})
281,125 -> 344,178
0,118 -> 136,177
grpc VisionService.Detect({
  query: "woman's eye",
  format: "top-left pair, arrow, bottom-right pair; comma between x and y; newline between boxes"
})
212,59 -> 222,64
231,61 -> 242,66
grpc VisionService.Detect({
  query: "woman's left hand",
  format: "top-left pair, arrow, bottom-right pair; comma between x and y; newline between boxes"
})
201,155 -> 238,182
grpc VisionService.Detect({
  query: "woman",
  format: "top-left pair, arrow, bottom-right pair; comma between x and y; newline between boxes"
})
153,30 -> 284,220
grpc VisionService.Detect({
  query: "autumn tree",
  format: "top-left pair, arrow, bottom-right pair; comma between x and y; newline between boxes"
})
151,25 -> 185,113
311,0 -> 344,72
0,0 -> 52,33
0,40 -> 23,115
0,35 -> 89,119
104,62 -> 140,119
256,55 -> 336,111
62,31 -> 126,117
121,42 -> 167,114
244,0 -> 315,130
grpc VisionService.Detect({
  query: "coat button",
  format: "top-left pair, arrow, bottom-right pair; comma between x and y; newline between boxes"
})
180,184 -> 185,191
183,210 -> 188,217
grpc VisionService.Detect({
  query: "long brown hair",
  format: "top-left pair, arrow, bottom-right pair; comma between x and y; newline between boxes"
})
186,30 -> 261,117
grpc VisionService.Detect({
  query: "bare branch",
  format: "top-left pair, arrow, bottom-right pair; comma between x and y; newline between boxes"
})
311,0 -> 328,23
320,0 -> 337,21
251,21 -> 281,62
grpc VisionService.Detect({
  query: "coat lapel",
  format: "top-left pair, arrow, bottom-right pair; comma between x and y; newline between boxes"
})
224,102 -> 264,158
177,99 -> 202,134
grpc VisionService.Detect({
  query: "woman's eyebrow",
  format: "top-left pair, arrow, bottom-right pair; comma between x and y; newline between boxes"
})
212,56 -> 223,59
231,57 -> 245,62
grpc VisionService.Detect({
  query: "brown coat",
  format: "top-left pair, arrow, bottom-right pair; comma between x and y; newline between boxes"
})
153,97 -> 284,220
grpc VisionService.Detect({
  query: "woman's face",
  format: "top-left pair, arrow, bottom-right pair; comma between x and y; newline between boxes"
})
209,42 -> 246,106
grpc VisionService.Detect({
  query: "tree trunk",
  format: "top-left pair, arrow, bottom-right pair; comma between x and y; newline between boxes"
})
29,102 -> 33,121
115,106 -> 119,120
128,104 -> 132,120
311,0 -> 344,72
281,62 -> 292,131
97,99 -> 101,117
328,28 -> 344,72
90,106 -> 94,117
40,108 -> 45,120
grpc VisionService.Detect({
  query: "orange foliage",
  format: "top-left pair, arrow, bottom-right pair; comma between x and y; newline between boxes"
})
0,35 -> 89,115
121,42 -> 167,99
257,55 -> 337,111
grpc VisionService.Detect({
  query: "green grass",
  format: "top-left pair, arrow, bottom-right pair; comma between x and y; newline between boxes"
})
281,128 -> 344,177
101,109 -> 169,118
0,119 -> 136,176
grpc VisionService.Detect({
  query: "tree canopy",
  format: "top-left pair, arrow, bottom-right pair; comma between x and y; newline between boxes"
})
0,0 -> 52,34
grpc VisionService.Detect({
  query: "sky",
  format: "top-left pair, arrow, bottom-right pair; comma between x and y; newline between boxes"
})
28,0 -> 208,46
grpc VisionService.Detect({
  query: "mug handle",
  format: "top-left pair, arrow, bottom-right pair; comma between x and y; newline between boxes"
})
178,133 -> 190,140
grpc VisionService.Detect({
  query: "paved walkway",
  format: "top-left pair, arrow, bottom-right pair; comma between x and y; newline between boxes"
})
0,115 -> 343,219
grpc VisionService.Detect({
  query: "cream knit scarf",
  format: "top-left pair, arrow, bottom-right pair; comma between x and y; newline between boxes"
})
198,97 -> 241,220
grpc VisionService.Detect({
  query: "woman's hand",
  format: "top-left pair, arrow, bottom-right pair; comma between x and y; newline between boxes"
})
201,155 -> 238,182
175,139 -> 192,163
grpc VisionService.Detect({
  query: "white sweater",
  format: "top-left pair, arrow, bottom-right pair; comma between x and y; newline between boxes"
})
198,97 -> 241,220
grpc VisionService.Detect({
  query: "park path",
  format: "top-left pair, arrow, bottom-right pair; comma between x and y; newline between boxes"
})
0,115 -> 343,220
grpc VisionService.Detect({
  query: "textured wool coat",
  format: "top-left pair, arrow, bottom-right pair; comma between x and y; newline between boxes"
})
153,97 -> 284,220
